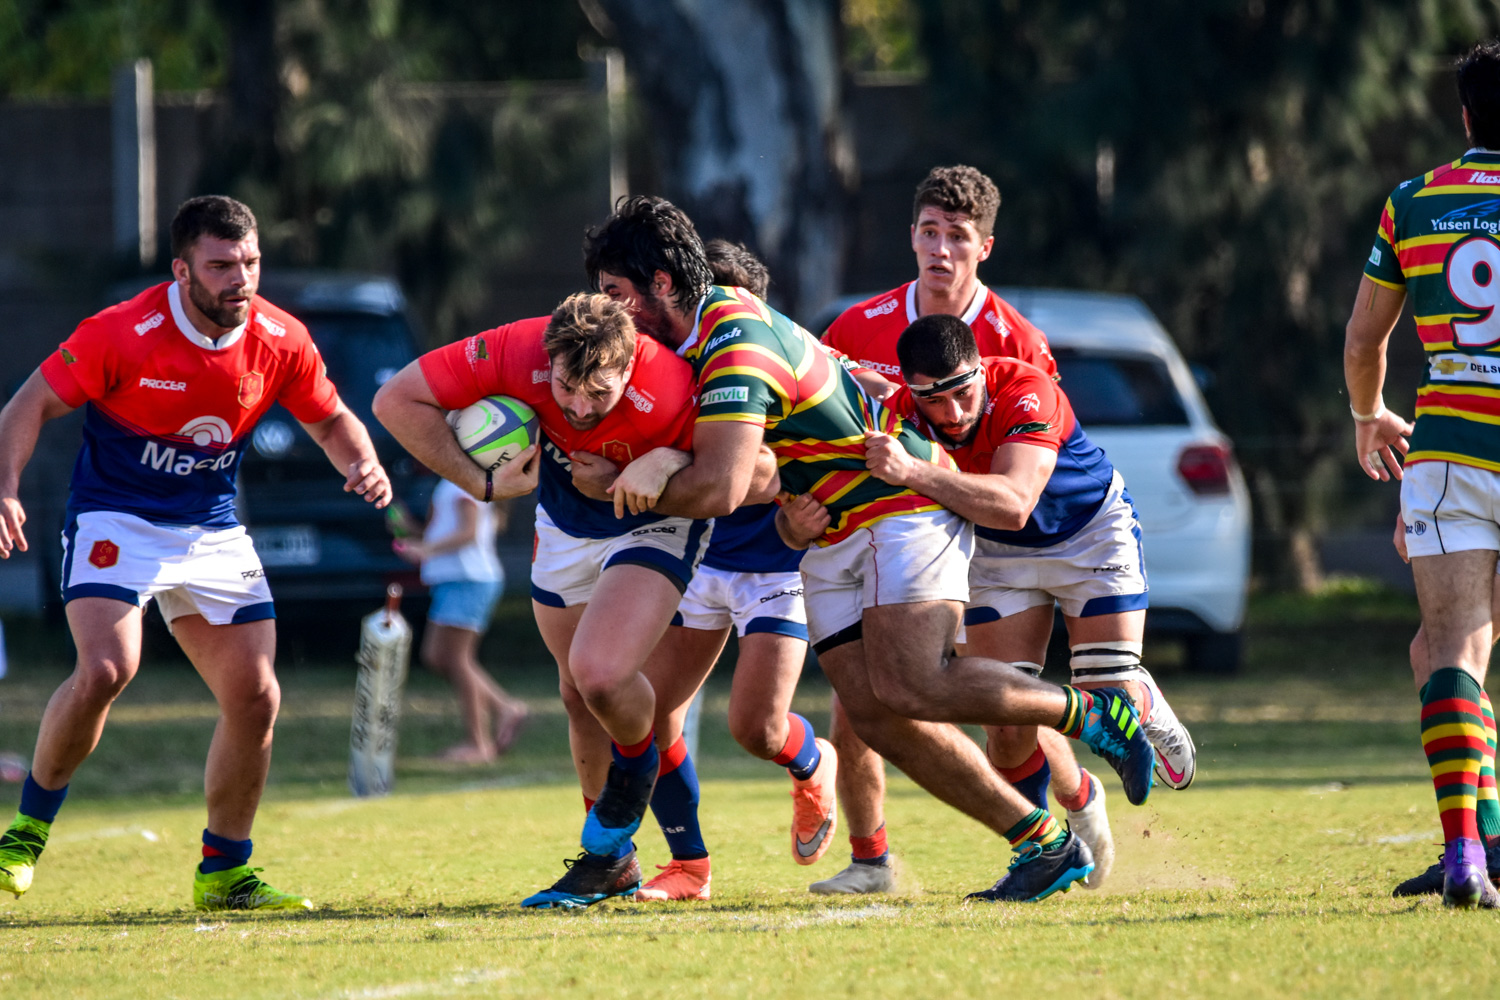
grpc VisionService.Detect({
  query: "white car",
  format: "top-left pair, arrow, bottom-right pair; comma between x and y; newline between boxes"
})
812,287 -> 1252,672
995,287 -> 1251,672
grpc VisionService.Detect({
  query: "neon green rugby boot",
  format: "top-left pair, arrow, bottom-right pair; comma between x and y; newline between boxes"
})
0,813 -> 50,899
193,864 -> 314,912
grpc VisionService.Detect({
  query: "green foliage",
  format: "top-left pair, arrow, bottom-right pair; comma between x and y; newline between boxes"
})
843,0 -> 926,76
913,0 -> 1500,587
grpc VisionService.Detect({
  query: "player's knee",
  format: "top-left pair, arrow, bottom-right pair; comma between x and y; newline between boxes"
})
865,665 -> 931,721
74,657 -> 138,704
1409,629 -> 1429,677
559,677 -> 589,717
727,705 -> 781,759
985,726 -> 1034,768
233,678 -> 281,733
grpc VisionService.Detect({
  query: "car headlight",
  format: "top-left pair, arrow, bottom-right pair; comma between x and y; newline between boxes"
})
252,420 -> 296,459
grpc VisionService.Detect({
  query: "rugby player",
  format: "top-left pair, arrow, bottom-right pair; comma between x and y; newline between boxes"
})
374,293 -> 770,909
1344,39 -> 1500,908
584,195 -> 1156,902
0,195 -> 392,910
620,240 -> 835,902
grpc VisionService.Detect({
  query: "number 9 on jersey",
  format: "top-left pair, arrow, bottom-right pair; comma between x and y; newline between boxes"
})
446,395 -> 538,470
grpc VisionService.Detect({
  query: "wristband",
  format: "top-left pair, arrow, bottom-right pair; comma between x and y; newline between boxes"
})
483,467 -> 494,502
1350,403 -> 1385,423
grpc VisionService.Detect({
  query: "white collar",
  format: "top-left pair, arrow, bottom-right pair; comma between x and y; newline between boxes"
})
906,279 -> 987,325
168,282 -> 247,351
1465,147 -> 1500,156
677,295 -> 710,358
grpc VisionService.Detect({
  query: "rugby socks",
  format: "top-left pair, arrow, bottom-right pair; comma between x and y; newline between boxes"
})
649,737 -> 708,861
1055,768 -> 1097,813
1420,668 -> 1487,845
1479,691 -> 1500,845
19,773 -> 67,824
200,829 -> 252,874
583,796 -> 596,813
612,730 -> 660,777
1055,687 -> 1094,740
850,825 -> 889,866
994,744 -> 1051,811
1005,808 -> 1067,853
772,713 -> 822,781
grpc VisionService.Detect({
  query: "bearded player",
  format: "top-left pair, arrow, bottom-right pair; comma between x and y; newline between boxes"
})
0,195 -> 392,911
585,195 -> 1156,902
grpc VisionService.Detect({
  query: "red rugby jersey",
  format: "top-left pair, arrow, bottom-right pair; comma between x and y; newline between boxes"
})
418,317 -> 698,539
823,281 -> 1056,384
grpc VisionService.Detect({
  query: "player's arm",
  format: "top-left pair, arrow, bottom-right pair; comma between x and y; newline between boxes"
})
651,421 -> 768,519
1343,276 -> 1413,482
0,370 -> 77,557
864,431 -> 1056,531
372,361 -> 538,503
299,399 -> 394,509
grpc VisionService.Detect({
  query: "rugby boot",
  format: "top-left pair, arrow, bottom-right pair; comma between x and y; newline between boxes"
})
809,857 -> 895,895
633,856 -> 712,901
1065,772 -> 1114,890
1077,687 -> 1155,805
1393,841 -> 1500,897
522,850 -> 643,910
1139,670 -> 1197,790
791,739 -> 838,865
193,865 -> 314,911
1441,838 -> 1500,909
966,830 -> 1095,903
0,813 -> 49,899
581,760 -> 658,858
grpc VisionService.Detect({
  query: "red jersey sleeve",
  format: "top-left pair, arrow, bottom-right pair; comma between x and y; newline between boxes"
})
418,319 -> 549,410
39,316 -> 119,409
987,365 -> 1068,453
273,319 -> 340,424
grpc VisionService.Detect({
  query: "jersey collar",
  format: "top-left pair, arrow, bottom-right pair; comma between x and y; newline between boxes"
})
168,282 -> 248,351
905,280 -> 988,325
677,295 -> 710,358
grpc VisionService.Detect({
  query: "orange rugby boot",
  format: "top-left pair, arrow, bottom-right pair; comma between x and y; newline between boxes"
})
634,856 -> 712,901
790,738 -> 838,865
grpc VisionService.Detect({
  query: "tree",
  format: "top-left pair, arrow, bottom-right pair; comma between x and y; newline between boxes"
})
583,0 -> 855,320
913,0 -> 1500,589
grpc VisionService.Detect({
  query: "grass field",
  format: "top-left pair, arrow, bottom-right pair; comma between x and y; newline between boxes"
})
2,586 -> 1499,998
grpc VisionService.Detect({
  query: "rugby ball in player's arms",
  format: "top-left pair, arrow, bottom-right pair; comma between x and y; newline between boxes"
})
446,396 -> 538,470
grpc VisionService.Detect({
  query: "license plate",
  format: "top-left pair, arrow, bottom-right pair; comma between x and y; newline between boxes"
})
253,525 -> 321,567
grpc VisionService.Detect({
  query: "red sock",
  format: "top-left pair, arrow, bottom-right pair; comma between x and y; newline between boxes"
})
1055,768 -> 1095,813
851,824 -> 888,861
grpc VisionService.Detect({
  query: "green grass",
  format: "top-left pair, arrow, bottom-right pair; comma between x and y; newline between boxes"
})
1,590 -> 1498,999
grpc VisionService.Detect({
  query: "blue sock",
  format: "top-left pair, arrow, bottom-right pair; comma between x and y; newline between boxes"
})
612,730 -> 660,777
649,737 -> 708,860
996,745 -> 1051,811
772,713 -> 822,781
200,829 -> 252,874
19,773 -> 68,824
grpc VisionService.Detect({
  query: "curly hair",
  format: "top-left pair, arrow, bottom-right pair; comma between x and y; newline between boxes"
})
704,239 -> 770,298
1459,41 -> 1500,151
911,165 -> 1001,239
583,195 -> 714,311
171,195 -> 258,261
543,292 -> 637,394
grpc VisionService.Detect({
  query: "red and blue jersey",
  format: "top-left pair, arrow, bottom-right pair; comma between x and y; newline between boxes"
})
419,317 -> 699,540
890,357 -> 1115,548
700,502 -> 802,574
40,282 -> 339,529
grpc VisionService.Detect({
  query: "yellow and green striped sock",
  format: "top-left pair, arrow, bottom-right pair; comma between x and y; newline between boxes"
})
1004,808 -> 1067,852
1421,668 -> 1486,846
1478,690 -> 1500,844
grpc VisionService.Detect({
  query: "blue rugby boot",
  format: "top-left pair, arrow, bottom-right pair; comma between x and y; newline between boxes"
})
1077,687 -> 1154,806
581,761 -> 658,858
965,831 -> 1095,903
521,851 -> 643,910
1393,841 -> 1500,897
1442,838 -> 1500,909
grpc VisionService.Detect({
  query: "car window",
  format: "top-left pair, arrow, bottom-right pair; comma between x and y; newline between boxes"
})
1052,349 -> 1189,426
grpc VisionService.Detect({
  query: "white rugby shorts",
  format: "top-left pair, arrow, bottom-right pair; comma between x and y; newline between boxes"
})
529,505 -> 712,609
1401,460 -> 1500,558
965,471 -> 1149,624
673,563 -> 808,640
799,507 -> 973,649
60,510 -> 275,626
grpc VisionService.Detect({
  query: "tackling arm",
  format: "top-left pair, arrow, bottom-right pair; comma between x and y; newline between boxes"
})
1343,276 -> 1413,482
651,421 -> 767,520
864,430 -> 1056,532
0,370 -> 77,556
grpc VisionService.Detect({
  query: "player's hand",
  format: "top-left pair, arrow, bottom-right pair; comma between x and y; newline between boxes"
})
0,495 -> 27,559
863,430 -> 918,486
491,445 -> 541,500
610,447 -> 691,518
345,456 -> 393,508
775,492 -> 829,549
1394,512 -> 1409,564
569,450 -> 618,502
1354,409 -> 1412,482
745,446 -> 781,505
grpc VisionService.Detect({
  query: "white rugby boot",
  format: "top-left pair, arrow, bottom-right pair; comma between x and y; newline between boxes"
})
1140,670 -> 1196,790
809,857 -> 895,895
1065,771 -> 1114,889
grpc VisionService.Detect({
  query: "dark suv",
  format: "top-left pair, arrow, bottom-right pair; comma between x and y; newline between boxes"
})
39,273 -> 436,621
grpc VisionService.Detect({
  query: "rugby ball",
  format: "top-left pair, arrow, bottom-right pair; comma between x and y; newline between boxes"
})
446,395 -> 538,471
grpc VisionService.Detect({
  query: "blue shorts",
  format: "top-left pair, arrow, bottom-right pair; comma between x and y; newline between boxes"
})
427,579 -> 502,632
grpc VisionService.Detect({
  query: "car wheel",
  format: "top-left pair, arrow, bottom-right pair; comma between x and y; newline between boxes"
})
1186,630 -> 1242,675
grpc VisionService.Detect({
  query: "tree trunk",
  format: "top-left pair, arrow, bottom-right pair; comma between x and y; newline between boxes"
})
586,0 -> 854,321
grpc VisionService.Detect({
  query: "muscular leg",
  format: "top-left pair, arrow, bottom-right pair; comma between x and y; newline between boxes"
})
830,695 -> 885,839
30,598 -> 144,789
534,601 -> 610,801
725,633 -> 804,759
646,625 -> 728,746
1064,610 -> 1146,710
172,615 -> 279,842
1411,551 -> 1495,686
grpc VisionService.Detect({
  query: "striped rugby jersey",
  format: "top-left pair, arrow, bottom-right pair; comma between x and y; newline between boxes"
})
1366,149 -> 1500,470
679,286 -> 955,546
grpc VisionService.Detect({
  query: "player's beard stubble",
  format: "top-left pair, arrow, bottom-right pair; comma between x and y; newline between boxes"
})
188,269 -> 253,329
